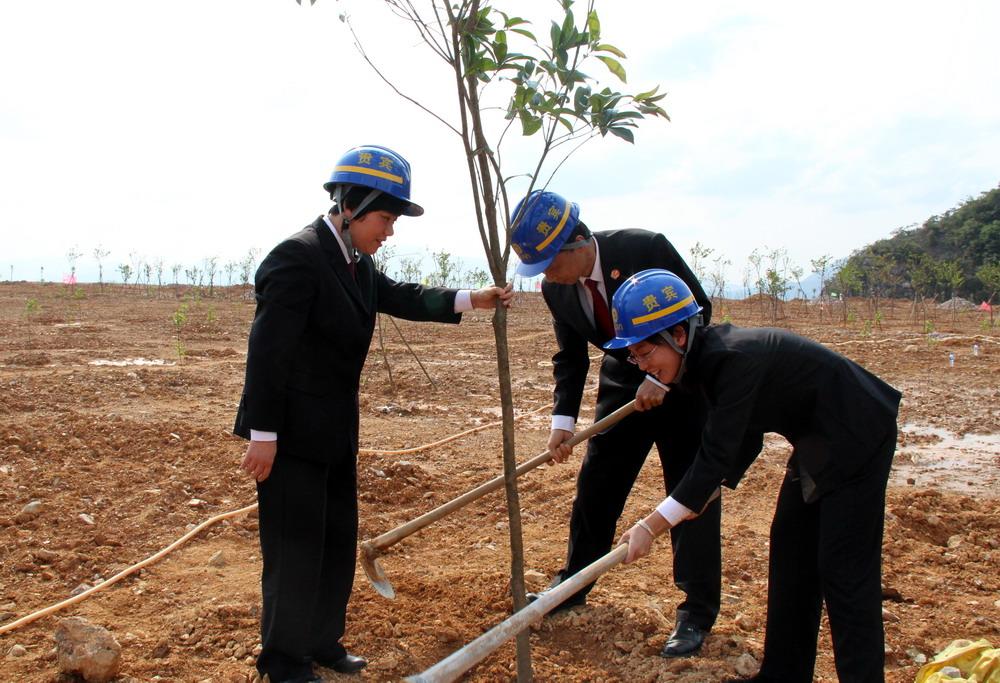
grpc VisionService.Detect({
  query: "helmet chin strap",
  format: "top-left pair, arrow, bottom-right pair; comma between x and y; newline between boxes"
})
332,185 -> 383,263
657,313 -> 702,385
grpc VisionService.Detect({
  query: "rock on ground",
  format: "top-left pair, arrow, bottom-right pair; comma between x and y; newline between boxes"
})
54,616 -> 122,683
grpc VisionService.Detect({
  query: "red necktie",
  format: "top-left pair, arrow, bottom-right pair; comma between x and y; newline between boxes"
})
347,258 -> 357,280
585,278 -> 614,339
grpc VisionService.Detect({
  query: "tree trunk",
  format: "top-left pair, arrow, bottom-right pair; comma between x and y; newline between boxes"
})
491,304 -> 533,682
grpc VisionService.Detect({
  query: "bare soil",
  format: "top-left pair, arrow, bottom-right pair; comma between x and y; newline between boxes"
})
1,283 -> 998,682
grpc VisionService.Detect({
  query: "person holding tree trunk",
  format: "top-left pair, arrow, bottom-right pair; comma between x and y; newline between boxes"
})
509,190 -> 722,658
234,144 -> 512,683
609,268 -> 900,683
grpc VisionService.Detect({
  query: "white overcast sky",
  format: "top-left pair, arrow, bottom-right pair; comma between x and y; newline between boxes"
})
1,0 -> 998,285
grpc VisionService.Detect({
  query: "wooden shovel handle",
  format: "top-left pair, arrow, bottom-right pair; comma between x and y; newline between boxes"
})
406,544 -> 630,682
366,400 -> 637,552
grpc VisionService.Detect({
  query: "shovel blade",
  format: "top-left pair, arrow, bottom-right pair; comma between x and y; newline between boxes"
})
361,553 -> 396,600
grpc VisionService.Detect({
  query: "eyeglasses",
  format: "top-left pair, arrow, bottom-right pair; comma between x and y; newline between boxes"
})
626,344 -> 658,366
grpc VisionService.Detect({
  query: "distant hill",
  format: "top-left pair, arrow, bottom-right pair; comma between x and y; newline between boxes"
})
833,185 -> 1000,302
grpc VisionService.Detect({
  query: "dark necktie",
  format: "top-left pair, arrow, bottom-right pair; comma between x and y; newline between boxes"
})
347,259 -> 356,280
585,278 -> 614,339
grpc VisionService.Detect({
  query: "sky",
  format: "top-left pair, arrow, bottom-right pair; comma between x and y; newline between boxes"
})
1,0 -> 998,289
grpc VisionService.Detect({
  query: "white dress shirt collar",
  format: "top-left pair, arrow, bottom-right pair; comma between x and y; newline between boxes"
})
579,238 -> 604,285
322,214 -> 352,264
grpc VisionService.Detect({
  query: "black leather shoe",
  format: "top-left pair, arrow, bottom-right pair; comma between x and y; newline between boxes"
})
526,589 -> 587,614
321,653 -> 367,674
270,675 -> 321,683
660,622 -> 707,658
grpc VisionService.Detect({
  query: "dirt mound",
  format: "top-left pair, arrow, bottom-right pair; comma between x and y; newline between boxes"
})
937,297 -> 977,310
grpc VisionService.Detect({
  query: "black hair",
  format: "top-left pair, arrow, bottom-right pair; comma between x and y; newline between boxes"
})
569,219 -> 593,241
329,186 -> 410,219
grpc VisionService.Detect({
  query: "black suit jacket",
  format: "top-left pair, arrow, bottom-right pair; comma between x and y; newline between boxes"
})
672,324 -> 902,510
233,216 -> 461,461
541,229 -> 711,421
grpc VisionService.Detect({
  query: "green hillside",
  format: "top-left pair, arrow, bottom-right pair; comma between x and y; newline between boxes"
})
834,185 -> 1000,303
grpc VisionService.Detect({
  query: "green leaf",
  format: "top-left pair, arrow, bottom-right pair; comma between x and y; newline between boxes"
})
597,55 -> 627,82
561,9 -> 575,41
519,110 -> 543,136
587,10 -> 601,41
609,126 -> 635,143
550,21 -> 562,50
510,27 -> 537,41
556,115 -> 575,133
573,85 -> 591,114
634,85 -> 660,101
638,103 -> 670,120
493,31 -> 508,63
596,43 -> 627,59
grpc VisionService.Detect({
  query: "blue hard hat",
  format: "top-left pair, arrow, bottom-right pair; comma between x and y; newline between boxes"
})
604,269 -> 703,349
510,190 -> 580,276
323,145 -> 423,216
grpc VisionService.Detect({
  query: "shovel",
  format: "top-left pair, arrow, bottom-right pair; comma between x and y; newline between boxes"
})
360,400 -> 637,599
403,485 -> 724,682
405,543 -> 629,682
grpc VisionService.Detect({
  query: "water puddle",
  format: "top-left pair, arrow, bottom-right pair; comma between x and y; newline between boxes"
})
891,423 -> 1000,497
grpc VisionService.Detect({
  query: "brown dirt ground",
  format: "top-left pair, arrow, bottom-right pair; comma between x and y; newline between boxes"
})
0,283 -> 998,682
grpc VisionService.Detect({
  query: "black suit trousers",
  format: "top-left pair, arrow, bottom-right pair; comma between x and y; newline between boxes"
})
760,428 -> 896,683
561,391 -> 721,628
255,451 -> 358,680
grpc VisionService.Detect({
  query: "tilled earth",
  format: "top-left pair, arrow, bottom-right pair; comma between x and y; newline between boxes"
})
0,283 -> 998,682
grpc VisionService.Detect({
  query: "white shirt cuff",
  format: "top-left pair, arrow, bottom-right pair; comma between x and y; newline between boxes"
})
250,430 -> 277,442
454,290 -> 473,313
644,374 -> 669,391
551,414 -> 576,433
655,496 -> 694,526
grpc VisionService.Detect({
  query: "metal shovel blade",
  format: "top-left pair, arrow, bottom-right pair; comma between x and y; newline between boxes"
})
360,544 -> 396,600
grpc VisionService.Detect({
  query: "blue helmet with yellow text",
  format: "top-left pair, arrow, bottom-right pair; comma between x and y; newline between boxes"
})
323,145 -> 423,217
510,190 -> 580,276
604,269 -> 702,349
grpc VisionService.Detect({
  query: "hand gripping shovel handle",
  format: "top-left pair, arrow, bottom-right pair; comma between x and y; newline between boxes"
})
405,544 -> 630,683
363,400 -> 637,553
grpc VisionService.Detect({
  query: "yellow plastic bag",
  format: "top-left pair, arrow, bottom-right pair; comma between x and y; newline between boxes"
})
968,648 -> 1000,683
914,640 -> 998,683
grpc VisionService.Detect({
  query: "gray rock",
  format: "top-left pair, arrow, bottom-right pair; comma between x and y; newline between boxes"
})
7,644 -> 28,658
734,652 -> 758,677
54,616 -> 121,682
15,500 -> 42,523
208,550 -> 226,567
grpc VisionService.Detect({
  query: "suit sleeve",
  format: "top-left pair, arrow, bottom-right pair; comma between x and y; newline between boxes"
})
671,349 -> 764,511
648,232 -> 712,325
375,270 -> 461,323
241,239 -> 316,433
543,287 -> 590,420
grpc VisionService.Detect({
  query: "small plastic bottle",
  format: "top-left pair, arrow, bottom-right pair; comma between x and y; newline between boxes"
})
973,343 -> 980,356
948,352 -> 955,367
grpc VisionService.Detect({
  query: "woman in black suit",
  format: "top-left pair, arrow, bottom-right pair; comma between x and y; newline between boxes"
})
609,269 -> 900,683
234,145 -> 512,683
